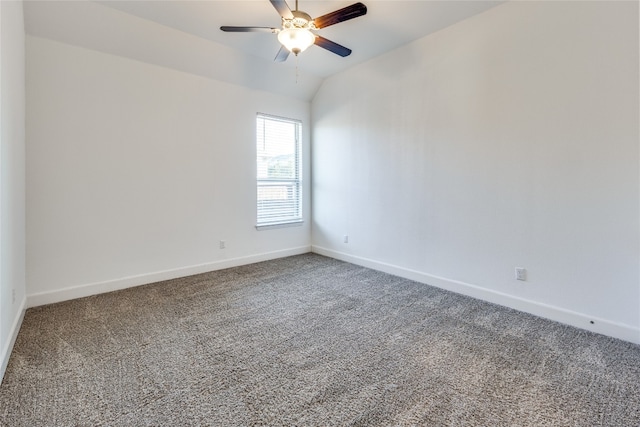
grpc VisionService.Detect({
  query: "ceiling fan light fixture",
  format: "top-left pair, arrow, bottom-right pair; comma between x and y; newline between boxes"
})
221,1 -> 367,61
277,27 -> 315,55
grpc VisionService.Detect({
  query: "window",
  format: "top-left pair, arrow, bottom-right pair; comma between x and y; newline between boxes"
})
256,114 -> 302,228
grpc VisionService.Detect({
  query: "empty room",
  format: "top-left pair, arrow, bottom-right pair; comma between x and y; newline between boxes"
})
1,0 -> 639,425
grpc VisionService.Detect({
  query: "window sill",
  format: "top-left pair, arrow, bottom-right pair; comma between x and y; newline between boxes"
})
256,220 -> 304,231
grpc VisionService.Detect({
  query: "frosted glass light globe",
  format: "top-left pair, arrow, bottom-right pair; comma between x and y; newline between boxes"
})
277,28 -> 315,55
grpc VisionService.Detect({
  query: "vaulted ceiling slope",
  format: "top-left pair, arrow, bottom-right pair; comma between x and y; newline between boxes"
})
24,0 -> 503,101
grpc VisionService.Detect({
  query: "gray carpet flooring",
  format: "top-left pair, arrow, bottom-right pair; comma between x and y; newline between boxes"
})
1,253 -> 639,426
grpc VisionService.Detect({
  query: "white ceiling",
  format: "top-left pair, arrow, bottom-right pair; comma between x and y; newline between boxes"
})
24,0 -> 504,100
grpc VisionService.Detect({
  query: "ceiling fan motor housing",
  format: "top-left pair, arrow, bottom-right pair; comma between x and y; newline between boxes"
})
284,10 -> 316,30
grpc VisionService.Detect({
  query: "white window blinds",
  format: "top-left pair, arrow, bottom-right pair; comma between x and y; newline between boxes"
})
256,114 -> 302,227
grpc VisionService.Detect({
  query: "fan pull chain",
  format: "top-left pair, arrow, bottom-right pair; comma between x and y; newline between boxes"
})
296,55 -> 299,84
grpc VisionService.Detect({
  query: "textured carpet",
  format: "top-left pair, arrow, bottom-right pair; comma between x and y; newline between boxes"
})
1,254 -> 639,426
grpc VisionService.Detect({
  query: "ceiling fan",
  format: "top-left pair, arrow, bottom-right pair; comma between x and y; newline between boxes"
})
220,0 -> 367,62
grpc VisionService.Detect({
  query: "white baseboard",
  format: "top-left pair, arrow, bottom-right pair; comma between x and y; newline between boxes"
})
27,246 -> 311,308
1,297 -> 26,383
312,245 -> 640,345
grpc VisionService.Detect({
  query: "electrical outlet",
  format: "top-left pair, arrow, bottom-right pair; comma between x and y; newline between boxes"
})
515,267 -> 527,281
219,240 -> 226,249
12,289 -> 16,304
343,235 -> 349,244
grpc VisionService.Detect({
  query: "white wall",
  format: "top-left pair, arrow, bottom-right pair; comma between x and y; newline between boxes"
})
26,36 -> 311,305
1,0 -> 27,379
311,1 -> 639,343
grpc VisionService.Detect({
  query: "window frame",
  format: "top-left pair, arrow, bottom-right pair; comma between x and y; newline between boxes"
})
255,113 -> 303,230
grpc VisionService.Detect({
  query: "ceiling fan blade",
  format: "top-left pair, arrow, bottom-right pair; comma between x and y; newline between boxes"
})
314,36 -> 352,57
274,46 -> 290,62
269,0 -> 294,20
313,2 -> 367,29
220,26 -> 279,33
